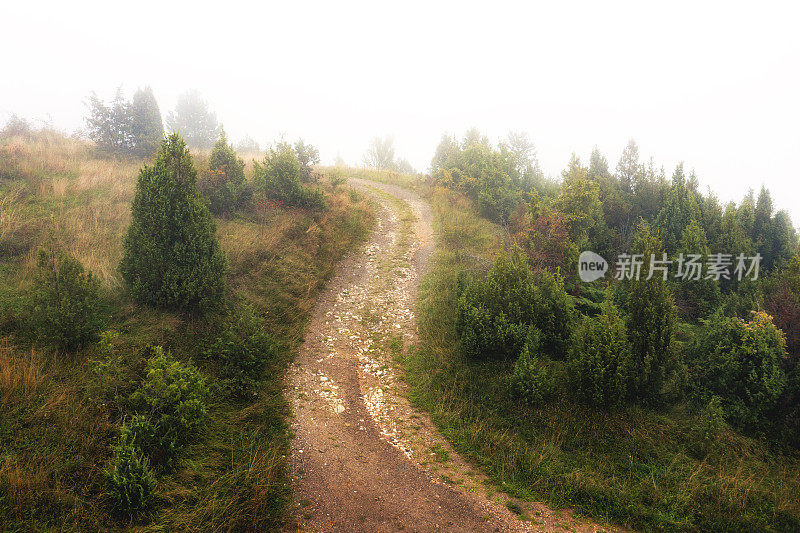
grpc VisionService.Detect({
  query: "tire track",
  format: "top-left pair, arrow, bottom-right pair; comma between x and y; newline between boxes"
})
286,179 -> 611,533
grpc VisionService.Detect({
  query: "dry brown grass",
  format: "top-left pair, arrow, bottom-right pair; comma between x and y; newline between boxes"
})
0,132 -> 144,286
238,150 -> 265,174
0,184 -> 29,256
0,133 -> 375,530
159,423 -> 286,531
0,340 -> 113,529
0,135 -> 263,289
0,131 -> 85,181
33,197 -> 132,286
0,341 -> 45,411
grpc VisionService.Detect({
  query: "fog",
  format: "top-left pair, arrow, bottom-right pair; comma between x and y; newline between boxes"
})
2,0 -> 799,221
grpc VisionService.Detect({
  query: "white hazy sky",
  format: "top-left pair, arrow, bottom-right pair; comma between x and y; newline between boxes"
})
2,1 -> 799,223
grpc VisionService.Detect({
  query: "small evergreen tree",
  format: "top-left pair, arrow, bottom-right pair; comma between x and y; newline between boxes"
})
120,134 -> 226,312
430,133 -> 459,173
204,304 -> 279,399
615,139 -> 642,193
26,249 -> 107,352
698,191 -> 724,247
555,155 -> 605,245
763,254 -> 800,356
106,427 -> 157,517
688,311 -> 787,432
255,142 -> 325,210
654,163 -> 701,252
714,202 -> 756,291
127,347 -> 209,464
625,221 -> 679,402
434,137 -> 521,223
770,211 -> 799,271
588,146 -> 611,181
294,138 -> 320,182
737,189 -> 756,242
504,130 -> 542,186
456,250 -> 574,360
674,219 -> 721,320
512,332 -> 556,406
568,301 -> 634,409
200,129 -> 247,216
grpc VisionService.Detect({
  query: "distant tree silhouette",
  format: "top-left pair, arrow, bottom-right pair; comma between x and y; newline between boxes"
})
363,136 -> 397,170
129,87 -> 163,158
86,87 -> 133,155
166,90 -> 219,150
85,87 -> 163,157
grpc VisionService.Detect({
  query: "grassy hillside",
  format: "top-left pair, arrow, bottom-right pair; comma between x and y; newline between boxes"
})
340,169 -> 800,532
0,130 -> 373,530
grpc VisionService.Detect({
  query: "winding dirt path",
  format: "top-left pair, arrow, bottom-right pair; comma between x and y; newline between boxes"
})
286,179 -> 612,533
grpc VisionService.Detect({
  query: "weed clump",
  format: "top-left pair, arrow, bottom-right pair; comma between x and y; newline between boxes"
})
511,334 -> 556,406
204,304 -> 279,399
106,427 -> 157,518
127,347 -> 209,465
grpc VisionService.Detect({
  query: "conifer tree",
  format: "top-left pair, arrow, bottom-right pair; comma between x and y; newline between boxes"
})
588,146 -> 611,181
625,221 -> 679,402
120,134 -> 226,312
166,90 -> 219,150
430,133 -> 459,173
505,131 -> 542,186
715,203 -> 756,291
201,129 -> 246,215
130,87 -> 163,158
674,220 -> 721,320
615,139 -> 642,193
698,191 -> 724,247
770,211 -> 799,270
569,300 -> 634,409
85,87 -> 133,155
555,155 -> 604,245
737,189 -> 756,238
209,129 -> 245,184
654,163 -> 701,252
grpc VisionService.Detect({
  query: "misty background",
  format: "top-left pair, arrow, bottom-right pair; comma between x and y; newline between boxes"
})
2,0 -> 798,223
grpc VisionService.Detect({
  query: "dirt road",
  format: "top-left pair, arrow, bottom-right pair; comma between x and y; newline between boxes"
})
286,179 -> 610,533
